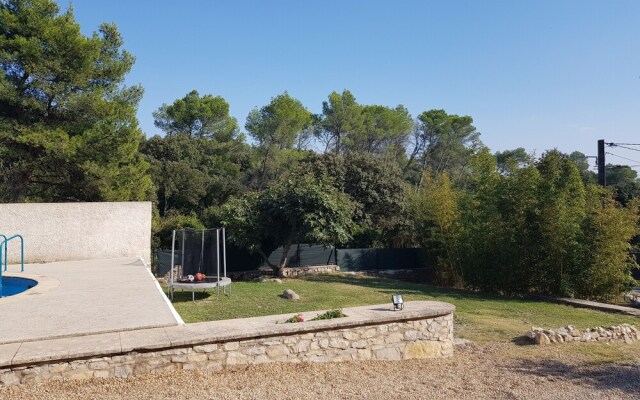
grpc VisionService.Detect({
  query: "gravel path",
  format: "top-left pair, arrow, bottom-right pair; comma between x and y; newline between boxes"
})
2,343 -> 639,399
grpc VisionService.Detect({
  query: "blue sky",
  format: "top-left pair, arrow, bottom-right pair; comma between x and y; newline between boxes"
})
65,0 -> 640,171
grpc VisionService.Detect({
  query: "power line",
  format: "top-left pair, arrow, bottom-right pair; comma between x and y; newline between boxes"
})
605,151 -> 640,165
607,144 -> 640,152
608,143 -> 640,146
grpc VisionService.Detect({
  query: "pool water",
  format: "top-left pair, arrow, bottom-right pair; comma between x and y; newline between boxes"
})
0,277 -> 37,298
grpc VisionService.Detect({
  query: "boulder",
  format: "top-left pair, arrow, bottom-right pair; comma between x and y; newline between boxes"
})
282,289 -> 300,300
535,332 -> 550,345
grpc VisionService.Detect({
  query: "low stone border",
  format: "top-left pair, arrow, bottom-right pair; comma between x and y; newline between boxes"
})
280,265 -> 340,277
0,301 -> 454,386
524,324 -> 638,345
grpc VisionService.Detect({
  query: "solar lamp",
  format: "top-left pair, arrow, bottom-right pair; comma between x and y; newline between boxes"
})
392,294 -> 404,311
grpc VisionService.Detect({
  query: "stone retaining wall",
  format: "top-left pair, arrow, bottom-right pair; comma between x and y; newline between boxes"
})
0,302 -> 454,386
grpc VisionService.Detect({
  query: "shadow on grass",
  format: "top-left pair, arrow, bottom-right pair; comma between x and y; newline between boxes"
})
511,359 -> 640,394
511,335 -> 536,346
168,290 -> 212,303
301,273 -> 526,304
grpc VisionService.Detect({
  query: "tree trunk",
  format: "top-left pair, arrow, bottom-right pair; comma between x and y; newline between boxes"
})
276,242 -> 293,278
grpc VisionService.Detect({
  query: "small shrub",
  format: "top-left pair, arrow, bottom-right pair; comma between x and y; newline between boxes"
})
285,314 -> 304,323
311,309 -> 347,321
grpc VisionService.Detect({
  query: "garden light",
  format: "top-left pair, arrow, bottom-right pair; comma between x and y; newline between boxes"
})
392,294 -> 404,311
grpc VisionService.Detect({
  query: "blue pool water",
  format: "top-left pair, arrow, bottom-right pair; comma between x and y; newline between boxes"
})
0,277 -> 37,298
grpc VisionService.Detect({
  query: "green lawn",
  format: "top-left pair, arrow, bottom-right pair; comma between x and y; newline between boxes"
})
167,273 -> 639,346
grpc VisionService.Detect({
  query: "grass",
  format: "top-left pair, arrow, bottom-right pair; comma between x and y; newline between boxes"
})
167,273 -> 639,346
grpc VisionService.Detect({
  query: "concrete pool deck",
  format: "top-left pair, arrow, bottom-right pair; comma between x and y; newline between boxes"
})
0,258 -> 180,344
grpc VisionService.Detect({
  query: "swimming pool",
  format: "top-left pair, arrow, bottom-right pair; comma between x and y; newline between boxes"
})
0,277 -> 37,298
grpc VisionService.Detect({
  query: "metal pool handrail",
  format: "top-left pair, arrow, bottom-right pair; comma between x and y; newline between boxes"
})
0,234 -> 6,273
1,234 -> 24,273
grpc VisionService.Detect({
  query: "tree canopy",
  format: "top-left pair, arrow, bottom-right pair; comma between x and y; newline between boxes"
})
0,0 -> 151,201
153,90 -> 238,141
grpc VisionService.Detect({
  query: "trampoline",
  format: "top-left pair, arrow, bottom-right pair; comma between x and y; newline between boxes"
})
168,228 -> 231,301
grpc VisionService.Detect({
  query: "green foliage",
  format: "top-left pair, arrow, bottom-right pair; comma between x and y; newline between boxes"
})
438,149 -> 639,300
284,314 -> 304,323
310,309 -> 347,320
405,109 -> 482,184
605,164 -> 640,205
576,187 -> 639,301
153,90 -> 238,141
141,131 -> 250,216
495,147 -> 534,174
299,152 -> 411,247
220,174 -> 355,275
245,92 -> 313,188
316,90 -> 364,154
0,0 -> 151,201
153,213 -> 205,250
343,104 -> 413,159
410,172 -> 462,286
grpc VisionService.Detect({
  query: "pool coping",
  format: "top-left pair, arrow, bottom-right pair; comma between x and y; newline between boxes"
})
0,272 -> 60,305
0,300 -> 454,369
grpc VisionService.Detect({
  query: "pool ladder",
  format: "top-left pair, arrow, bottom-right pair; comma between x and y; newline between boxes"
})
0,234 -> 25,282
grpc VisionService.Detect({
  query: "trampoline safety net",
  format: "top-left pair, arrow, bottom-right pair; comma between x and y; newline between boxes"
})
171,228 -> 227,281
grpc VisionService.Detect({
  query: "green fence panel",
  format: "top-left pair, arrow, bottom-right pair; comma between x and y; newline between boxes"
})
336,248 -> 430,271
266,245 -> 335,268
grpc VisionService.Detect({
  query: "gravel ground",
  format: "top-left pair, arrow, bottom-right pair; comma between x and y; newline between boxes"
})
2,343 -> 639,400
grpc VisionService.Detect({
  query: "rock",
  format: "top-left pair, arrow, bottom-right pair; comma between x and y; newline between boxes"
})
453,338 -> 473,346
524,331 -> 536,340
282,289 -> 300,300
259,277 -> 283,283
535,332 -> 550,345
556,327 -> 569,336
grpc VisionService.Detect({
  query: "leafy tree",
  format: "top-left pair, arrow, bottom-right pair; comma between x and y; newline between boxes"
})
220,174 -> 354,276
0,0 -> 151,201
605,164 -> 640,205
315,90 -> 364,154
410,172 -> 462,286
153,213 -> 205,251
535,150 -> 586,295
495,147 -> 534,174
405,109 -> 482,185
141,132 -> 250,216
299,152 -> 410,247
343,104 -> 412,158
152,90 -> 238,141
577,186 -> 639,301
245,92 -> 312,189
569,151 -> 597,184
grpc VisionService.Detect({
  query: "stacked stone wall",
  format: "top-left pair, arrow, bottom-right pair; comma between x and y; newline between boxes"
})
0,314 -> 453,386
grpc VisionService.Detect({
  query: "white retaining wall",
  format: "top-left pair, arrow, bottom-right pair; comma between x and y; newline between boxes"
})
0,202 -> 152,264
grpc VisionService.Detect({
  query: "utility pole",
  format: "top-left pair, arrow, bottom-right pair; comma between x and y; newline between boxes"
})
597,139 -> 606,186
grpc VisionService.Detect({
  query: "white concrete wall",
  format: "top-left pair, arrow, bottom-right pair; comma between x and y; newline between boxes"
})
0,202 -> 152,264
